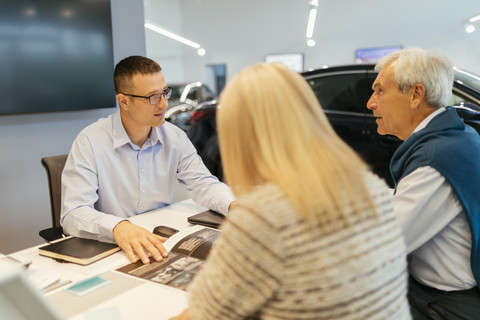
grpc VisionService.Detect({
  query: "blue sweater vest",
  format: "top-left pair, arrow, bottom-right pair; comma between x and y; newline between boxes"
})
391,107 -> 480,286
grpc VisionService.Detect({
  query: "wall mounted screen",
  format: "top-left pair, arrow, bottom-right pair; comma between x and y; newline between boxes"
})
265,53 -> 304,72
0,0 -> 115,115
355,46 -> 402,63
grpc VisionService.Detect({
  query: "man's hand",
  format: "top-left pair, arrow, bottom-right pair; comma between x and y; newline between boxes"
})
169,309 -> 189,320
113,220 -> 168,264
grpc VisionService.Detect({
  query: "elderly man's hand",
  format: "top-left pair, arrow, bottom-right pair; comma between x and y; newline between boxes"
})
113,220 -> 168,264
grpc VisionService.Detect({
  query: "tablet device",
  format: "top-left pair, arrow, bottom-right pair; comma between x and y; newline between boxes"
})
187,210 -> 225,229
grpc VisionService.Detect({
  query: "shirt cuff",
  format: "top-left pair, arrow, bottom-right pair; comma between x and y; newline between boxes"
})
217,194 -> 236,215
102,214 -> 127,242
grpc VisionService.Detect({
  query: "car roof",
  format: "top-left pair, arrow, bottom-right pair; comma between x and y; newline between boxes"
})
301,64 -> 375,77
301,63 -> 480,98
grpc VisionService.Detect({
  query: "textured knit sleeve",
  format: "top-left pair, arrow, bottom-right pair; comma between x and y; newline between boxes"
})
187,204 -> 284,320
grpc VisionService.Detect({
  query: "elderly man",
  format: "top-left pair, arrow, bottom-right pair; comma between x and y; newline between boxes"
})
367,47 -> 480,319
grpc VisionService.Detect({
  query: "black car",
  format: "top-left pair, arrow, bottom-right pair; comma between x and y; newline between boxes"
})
187,64 -> 480,187
166,82 -> 215,131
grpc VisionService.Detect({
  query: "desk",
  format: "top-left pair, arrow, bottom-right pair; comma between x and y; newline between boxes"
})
9,199 -> 207,320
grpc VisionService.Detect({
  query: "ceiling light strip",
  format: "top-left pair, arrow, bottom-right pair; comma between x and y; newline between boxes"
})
306,8 -> 318,38
144,22 -> 200,49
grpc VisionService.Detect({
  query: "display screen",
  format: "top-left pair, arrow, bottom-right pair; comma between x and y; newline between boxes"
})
0,0 -> 115,115
355,46 -> 402,63
265,53 -> 304,72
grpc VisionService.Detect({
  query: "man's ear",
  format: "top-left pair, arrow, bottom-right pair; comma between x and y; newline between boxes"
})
409,83 -> 426,109
116,93 -> 129,111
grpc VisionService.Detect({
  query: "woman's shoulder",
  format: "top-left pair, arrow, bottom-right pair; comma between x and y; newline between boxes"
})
229,183 -> 301,229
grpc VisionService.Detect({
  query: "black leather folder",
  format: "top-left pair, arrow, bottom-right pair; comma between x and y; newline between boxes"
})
187,210 -> 225,229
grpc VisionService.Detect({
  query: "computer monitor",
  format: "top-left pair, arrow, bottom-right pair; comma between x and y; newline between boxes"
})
0,264 -> 64,320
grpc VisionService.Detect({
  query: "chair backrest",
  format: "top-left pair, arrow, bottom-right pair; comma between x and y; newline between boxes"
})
41,154 -> 68,228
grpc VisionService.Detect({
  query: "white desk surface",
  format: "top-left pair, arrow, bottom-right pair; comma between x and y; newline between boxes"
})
9,199 -> 207,320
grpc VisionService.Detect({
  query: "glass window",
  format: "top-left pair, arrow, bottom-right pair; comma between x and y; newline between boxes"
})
200,86 -> 214,100
187,87 -> 198,101
449,87 -> 480,108
170,85 -> 185,100
449,92 -> 470,106
307,73 -> 372,114
454,69 -> 480,92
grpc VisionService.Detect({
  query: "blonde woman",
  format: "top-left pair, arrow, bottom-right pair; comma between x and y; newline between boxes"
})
171,63 -> 411,320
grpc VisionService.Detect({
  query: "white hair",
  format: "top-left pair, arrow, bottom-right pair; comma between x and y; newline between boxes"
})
375,47 -> 454,108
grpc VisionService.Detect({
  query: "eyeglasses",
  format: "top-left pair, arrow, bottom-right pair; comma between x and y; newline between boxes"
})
121,87 -> 172,105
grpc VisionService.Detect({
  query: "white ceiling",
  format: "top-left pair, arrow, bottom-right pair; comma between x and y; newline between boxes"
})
144,0 -> 480,83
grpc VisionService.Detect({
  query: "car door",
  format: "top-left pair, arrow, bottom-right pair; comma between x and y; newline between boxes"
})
304,68 -> 400,187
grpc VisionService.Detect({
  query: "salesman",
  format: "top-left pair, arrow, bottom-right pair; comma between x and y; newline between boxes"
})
367,47 -> 480,319
60,56 -> 234,265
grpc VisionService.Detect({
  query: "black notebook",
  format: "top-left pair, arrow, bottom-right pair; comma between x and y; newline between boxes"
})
38,237 -> 121,265
187,210 -> 225,229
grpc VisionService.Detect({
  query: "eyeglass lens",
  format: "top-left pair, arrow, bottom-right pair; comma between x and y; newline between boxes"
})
149,87 -> 172,105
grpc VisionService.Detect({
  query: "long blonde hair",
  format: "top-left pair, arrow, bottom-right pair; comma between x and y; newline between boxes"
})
218,63 -> 378,226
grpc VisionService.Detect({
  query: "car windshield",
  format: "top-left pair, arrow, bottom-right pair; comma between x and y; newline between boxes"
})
169,85 -> 186,100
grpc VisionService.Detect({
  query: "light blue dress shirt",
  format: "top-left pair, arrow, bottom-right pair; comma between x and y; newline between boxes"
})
60,110 -> 234,243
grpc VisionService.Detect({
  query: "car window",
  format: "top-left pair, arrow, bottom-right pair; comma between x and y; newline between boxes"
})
449,91 -> 472,106
187,87 -> 198,101
200,86 -> 214,100
307,72 -> 372,114
170,85 -> 185,100
454,69 -> 480,92
450,85 -> 480,108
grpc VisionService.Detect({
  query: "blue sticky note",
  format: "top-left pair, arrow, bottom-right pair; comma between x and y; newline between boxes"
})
66,276 -> 111,296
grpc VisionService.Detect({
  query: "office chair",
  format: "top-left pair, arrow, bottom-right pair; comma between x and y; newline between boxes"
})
39,154 -> 68,242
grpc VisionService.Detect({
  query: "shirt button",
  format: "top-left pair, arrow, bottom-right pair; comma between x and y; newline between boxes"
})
142,189 -> 146,193
140,206 -> 144,210
141,169 -> 144,173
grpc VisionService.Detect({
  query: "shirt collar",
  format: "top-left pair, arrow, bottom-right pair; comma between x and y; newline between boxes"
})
147,126 -> 163,147
112,110 -> 130,149
412,107 -> 446,134
112,110 -> 164,149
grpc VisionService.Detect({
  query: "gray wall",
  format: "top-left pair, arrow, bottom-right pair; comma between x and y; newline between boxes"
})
0,0 -> 146,254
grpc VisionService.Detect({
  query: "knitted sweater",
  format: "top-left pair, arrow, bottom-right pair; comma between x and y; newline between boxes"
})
188,173 -> 411,320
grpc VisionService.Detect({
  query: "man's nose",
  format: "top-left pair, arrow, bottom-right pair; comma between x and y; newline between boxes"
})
366,95 -> 375,110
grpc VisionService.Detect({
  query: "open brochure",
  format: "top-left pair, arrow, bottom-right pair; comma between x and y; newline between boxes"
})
116,225 -> 218,291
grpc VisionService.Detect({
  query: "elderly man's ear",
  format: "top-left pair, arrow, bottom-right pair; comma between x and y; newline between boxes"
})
409,83 -> 426,109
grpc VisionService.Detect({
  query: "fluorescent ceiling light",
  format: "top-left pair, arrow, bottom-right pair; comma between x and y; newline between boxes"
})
306,8 -> 317,38
145,22 -> 201,49
464,13 -> 480,33
465,24 -> 476,33
469,14 -> 480,23
305,0 -> 319,39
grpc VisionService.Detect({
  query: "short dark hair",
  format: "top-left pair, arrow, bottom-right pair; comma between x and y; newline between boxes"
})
114,56 -> 162,94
